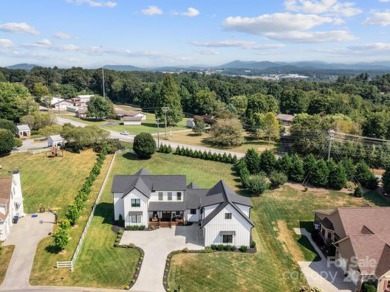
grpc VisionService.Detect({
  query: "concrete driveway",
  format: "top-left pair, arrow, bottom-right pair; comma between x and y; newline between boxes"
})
0,213 -> 55,290
120,225 -> 204,292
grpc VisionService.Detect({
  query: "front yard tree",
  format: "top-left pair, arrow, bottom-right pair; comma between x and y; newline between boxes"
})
245,148 -> 261,174
328,163 -> 347,190
310,159 -> 329,187
0,129 -> 16,156
156,75 -> 183,126
207,118 -> 243,147
260,150 -> 277,174
192,116 -> 205,135
133,132 -> 156,159
355,161 -> 378,190
248,173 -> 269,195
87,95 -> 113,120
290,153 -> 305,182
0,119 -> 17,134
53,228 -> 69,250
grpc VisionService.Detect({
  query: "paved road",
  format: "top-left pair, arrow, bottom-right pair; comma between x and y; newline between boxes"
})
1,213 -> 55,291
12,139 -> 48,153
120,225 -> 204,292
55,116 -> 245,158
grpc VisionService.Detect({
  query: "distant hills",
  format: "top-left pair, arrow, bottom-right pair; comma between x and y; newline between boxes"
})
6,63 -> 39,70
103,65 -> 144,71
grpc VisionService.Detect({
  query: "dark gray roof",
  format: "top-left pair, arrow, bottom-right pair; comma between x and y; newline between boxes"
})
185,188 -> 208,209
187,182 -> 201,189
149,201 -> 186,211
201,180 -> 253,207
111,169 -> 186,198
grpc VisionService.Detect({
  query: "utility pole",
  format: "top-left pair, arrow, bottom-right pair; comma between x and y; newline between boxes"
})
161,107 -> 169,140
328,129 -> 335,161
156,117 -> 160,148
102,67 -> 106,98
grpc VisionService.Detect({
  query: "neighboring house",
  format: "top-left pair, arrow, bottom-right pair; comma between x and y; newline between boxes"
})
16,124 -> 31,137
76,108 -> 88,119
276,113 -> 295,126
72,95 -> 94,107
314,207 -> 390,292
186,119 -> 195,128
115,108 -> 146,121
66,105 -> 79,113
0,170 -> 25,241
112,169 -> 254,247
48,135 -> 66,147
51,98 -> 72,111
122,116 -> 143,126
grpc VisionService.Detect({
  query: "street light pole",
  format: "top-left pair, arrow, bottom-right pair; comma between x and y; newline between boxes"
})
161,107 -> 169,140
102,67 -> 106,98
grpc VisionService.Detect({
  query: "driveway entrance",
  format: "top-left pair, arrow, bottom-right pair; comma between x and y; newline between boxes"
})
120,224 -> 204,292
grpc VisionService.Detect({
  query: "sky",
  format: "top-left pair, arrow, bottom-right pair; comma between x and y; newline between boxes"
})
0,0 -> 389,68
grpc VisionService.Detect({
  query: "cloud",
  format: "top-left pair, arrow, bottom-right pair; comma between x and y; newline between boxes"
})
348,43 -> 390,51
66,0 -> 117,8
142,6 -> 163,16
192,40 -> 284,50
0,22 -> 39,35
182,7 -> 200,17
0,39 -> 14,48
379,0 -> 390,2
285,0 -> 362,17
36,39 -> 52,46
198,49 -> 220,55
54,32 -> 72,39
363,11 -> 390,26
267,30 -> 356,42
54,44 -> 80,51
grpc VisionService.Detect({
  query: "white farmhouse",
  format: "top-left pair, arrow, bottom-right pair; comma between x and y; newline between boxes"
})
112,169 -> 254,247
0,170 -> 25,241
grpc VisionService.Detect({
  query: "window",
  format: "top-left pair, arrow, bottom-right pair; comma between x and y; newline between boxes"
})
131,199 -> 140,207
131,215 -> 141,223
222,235 -> 233,244
176,211 -> 181,216
225,213 -> 232,219
158,192 -> 163,201
168,192 -> 172,201
177,192 -> 182,200
190,209 -> 197,215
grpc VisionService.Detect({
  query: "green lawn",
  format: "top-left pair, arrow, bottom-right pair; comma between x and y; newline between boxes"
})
0,245 -> 14,285
168,178 -> 390,291
0,150 -> 97,217
30,152 -> 139,288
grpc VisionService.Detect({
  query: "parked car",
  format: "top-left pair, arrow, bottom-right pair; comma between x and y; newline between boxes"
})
12,215 -> 19,223
120,131 -> 129,135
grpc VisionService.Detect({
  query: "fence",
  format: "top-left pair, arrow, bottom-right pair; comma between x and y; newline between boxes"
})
56,150 -> 118,271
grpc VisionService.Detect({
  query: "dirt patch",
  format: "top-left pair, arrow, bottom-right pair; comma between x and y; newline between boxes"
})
276,220 -> 305,262
285,182 -> 350,195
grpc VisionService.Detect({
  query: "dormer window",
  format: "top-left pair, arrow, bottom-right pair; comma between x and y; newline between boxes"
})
225,213 -> 232,219
177,192 -> 182,200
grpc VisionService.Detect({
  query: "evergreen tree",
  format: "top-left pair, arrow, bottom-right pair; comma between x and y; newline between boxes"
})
290,153 -> 305,182
355,161 -> 378,190
245,148 -> 261,174
310,159 -> 329,187
383,167 -> 390,194
341,158 -> 356,181
260,150 -> 277,174
133,132 -> 156,159
328,163 -> 347,190
304,154 -> 317,176
156,75 -> 183,126
277,154 -> 292,176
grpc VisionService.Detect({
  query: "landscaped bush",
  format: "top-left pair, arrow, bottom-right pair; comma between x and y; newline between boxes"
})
216,244 -> 225,251
223,245 -> 231,251
250,240 -> 256,249
240,245 -> 248,253
247,173 -> 269,195
269,171 -> 288,188
133,132 -> 156,159
125,225 -> 146,231
202,247 -> 213,253
173,146 -> 237,164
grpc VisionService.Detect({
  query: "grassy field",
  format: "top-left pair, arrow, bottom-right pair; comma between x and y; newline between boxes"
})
0,151 -> 97,217
164,131 -> 276,153
0,245 -> 14,285
30,152 -> 139,288
168,173 -> 390,291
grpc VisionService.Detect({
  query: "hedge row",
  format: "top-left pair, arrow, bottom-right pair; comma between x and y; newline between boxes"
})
53,146 -> 108,250
173,146 -> 238,164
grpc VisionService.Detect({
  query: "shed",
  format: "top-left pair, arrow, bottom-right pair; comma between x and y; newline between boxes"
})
123,116 -> 142,126
16,124 -> 31,137
187,119 -> 195,128
48,135 -> 66,147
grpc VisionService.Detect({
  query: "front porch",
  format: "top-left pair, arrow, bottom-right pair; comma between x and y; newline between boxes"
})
149,211 -> 185,228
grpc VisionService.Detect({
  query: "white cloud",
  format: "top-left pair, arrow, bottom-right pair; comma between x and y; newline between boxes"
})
267,30 -> 356,43
142,6 -> 163,16
0,39 -> 14,48
348,43 -> 390,51
182,7 -> 200,17
363,11 -> 390,26
198,49 -> 220,55
0,22 -> 39,35
66,0 -> 117,8
55,44 -> 80,51
192,40 -> 284,50
379,0 -> 390,2
54,32 -> 72,39
285,0 -> 362,17
36,39 -> 52,46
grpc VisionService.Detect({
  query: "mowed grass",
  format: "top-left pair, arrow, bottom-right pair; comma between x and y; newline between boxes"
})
30,152 -> 139,288
0,151 -> 97,217
0,245 -> 14,285
168,180 -> 390,291
165,131 -> 276,153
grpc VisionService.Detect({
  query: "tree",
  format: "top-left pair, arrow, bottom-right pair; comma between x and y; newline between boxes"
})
269,171 -> 288,188
383,167 -> 390,194
21,111 -> 53,131
65,204 -> 80,226
53,228 -> 69,250
38,124 -> 63,137
363,112 -> 389,139
192,116 -> 205,135
229,95 -> 248,116
207,118 -> 243,147
341,158 -> 356,181
254,112 -> 280,143
310,159 -> 329,187
31,82 -> 50,103
156,75 -> 183,126
328,163 -> 347,190
0,119 -> 17,134
0,129 -> 15,156
355,162 -> 378,190
0,82 -> 37,121
260,150 -> 277,174
133,132 -> 156,159
280,89 -> 309,114
246,93 -> 278,126
191,89 -> 220,115
87,95 -> 113,120
290,153 -> 305,182
61,125 -> 109,150
245,148 -> 261,174
277,154 -> 292,176
248,173 -> 269,195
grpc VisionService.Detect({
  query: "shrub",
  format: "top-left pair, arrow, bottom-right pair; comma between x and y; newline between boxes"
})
210,244 -> 217,250
203,247 -> 213,253
354,185 -> 363,197
128,243 -> 135,248
217,244 -> 225,251
230,245 -> 237,251
240,245 -> 248,253
269,171 -> 288,188
59,219 -> 71,230
250,240 -> 256,249
182,247 -> 189,253
53,227 -> 69,250
133,132 -> 156,159
361,282 -> 377,292
0,129 -> 16,156
223,245 -> 231,251
65,204 -> 80,226
248,173 -> 269,195
118,229 -> 124,235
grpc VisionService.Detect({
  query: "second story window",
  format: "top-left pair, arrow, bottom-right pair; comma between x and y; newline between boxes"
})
177,192 -> 182,200
168,192 -> 172,201
131,198 -> 140,207
158,192 -> 163,201
225,213 -> 232,219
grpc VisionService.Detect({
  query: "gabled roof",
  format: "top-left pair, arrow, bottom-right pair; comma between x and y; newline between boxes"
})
123,116 -> 143,121
17,124 -> 30,131
49,135 -> 64,142
276,113 -> 295,122
187,182 -> 200,189
0,177 -> 12,221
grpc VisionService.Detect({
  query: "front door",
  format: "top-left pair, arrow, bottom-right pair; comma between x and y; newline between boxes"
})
161,211 -> 171,221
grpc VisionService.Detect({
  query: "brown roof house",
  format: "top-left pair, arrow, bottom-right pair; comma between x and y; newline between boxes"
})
0,170 -> 25,241
276,113 -> 295,126
314,207 -> 390,292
